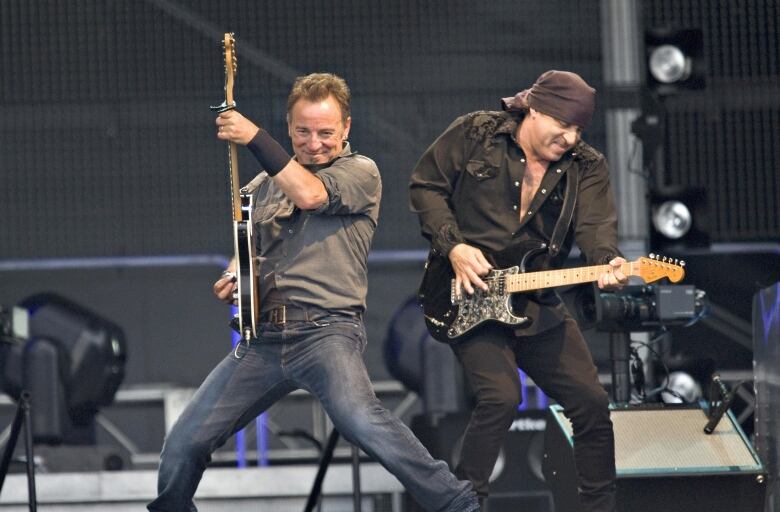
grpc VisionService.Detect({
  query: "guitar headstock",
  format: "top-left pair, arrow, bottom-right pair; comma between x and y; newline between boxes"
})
222,33 -> 237,104
635,254 -> 686,283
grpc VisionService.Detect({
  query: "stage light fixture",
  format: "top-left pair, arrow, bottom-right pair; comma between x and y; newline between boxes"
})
0,293 -> 127,446
644,27 -> 705,95
650,186 -> 710,252
652,200 -> 692,240
649,44 -> 690,84
661,371 -> 703,404
384,297 -> 466,417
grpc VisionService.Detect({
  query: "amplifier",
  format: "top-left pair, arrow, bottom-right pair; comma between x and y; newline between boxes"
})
543,404 -> 766,511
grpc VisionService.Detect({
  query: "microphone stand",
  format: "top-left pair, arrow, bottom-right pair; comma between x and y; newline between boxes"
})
703,374 -> 738,435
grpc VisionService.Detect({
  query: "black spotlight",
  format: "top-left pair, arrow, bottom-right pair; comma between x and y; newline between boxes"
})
0,293 -> 127,446
384,296 -> 466,418
650,185 -> 710,252
645,27 -> 706,95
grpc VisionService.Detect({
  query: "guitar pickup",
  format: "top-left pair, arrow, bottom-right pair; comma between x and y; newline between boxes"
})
450,279 -> 461,305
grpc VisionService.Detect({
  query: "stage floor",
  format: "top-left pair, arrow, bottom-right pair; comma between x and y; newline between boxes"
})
0,464 -> 404,512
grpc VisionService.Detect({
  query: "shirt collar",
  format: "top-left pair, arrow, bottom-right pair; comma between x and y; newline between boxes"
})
299,142 -> 355,172
492,112 -> 521,139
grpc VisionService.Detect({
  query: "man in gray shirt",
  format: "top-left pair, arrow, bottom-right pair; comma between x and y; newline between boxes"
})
148,73 -> 479,512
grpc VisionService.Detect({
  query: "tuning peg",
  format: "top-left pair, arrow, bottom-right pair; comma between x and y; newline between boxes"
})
649,253 -> 656,259
680,260 -> 686,267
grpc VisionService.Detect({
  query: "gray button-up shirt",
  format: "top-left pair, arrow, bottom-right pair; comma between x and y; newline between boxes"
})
246,143 -> 381,316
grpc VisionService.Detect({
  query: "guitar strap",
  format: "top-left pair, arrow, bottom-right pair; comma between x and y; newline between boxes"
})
547,165 -> 579,258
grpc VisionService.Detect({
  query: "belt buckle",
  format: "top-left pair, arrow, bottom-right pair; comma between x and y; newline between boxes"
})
271,305 -> 286,325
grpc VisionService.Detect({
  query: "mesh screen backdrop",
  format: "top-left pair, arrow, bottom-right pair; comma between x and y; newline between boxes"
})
1,0 -> 604,260
642,0 -> 780,242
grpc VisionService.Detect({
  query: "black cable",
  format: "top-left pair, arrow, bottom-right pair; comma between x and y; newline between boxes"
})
683,290 -> 708,328
631,332 -> 690,404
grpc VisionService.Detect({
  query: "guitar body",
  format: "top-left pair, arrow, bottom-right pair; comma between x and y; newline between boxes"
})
233,192 -> 259,339
418,242 -> 543,343
418,243 -> 685,343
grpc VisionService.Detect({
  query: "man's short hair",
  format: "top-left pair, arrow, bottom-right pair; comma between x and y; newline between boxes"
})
287,73 -> 351,123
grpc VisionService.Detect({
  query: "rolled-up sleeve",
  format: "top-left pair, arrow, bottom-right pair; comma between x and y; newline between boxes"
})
409,116 -> 476,255
314,155 -> 381,219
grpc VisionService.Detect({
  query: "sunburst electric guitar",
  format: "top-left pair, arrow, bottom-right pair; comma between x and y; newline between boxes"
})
211,33 -> 259,341
418,243 -> 686,343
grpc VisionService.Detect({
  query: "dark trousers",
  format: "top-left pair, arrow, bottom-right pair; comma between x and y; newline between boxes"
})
452,316 -> 616,512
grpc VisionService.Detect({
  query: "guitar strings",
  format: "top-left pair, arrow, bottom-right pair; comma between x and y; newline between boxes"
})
463,265 -> 614,290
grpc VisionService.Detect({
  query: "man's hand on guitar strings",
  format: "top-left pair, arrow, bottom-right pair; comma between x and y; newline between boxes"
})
597,256 -> 628,290
448,243 -> 493,297
216,110 -> 260,145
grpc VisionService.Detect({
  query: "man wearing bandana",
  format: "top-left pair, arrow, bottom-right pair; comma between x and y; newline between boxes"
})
409,70 -> 627,511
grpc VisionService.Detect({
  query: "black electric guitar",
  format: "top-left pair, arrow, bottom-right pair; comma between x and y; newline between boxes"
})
211,33 -> 259,341
418,243 -> 685,343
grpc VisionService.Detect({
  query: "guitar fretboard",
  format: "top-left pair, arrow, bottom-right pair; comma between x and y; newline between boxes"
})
228,143 -> 241,220
505,261 -> 636,292
222,33 -> 242,222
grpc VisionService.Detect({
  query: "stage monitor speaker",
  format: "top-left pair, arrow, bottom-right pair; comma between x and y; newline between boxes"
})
411,410 -> 554,512
543,404 -> 767,512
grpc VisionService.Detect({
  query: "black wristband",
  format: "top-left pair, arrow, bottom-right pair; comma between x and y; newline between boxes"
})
246,129 -> 292,176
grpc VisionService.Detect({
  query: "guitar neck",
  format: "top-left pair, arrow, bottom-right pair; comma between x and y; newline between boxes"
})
220,33 -> 242,222
505,261 -> 637,293
228,142 -> 242,220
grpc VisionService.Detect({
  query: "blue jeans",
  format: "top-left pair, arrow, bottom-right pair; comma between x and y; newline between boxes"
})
148,315 -> 478,512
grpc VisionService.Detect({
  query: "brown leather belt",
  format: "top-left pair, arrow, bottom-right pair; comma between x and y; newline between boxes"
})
260,305 -> 316,325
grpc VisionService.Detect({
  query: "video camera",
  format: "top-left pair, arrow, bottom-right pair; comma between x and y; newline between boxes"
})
581,284 -> 704,332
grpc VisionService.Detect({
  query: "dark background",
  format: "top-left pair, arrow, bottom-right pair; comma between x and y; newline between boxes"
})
1,0 -> 778,397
